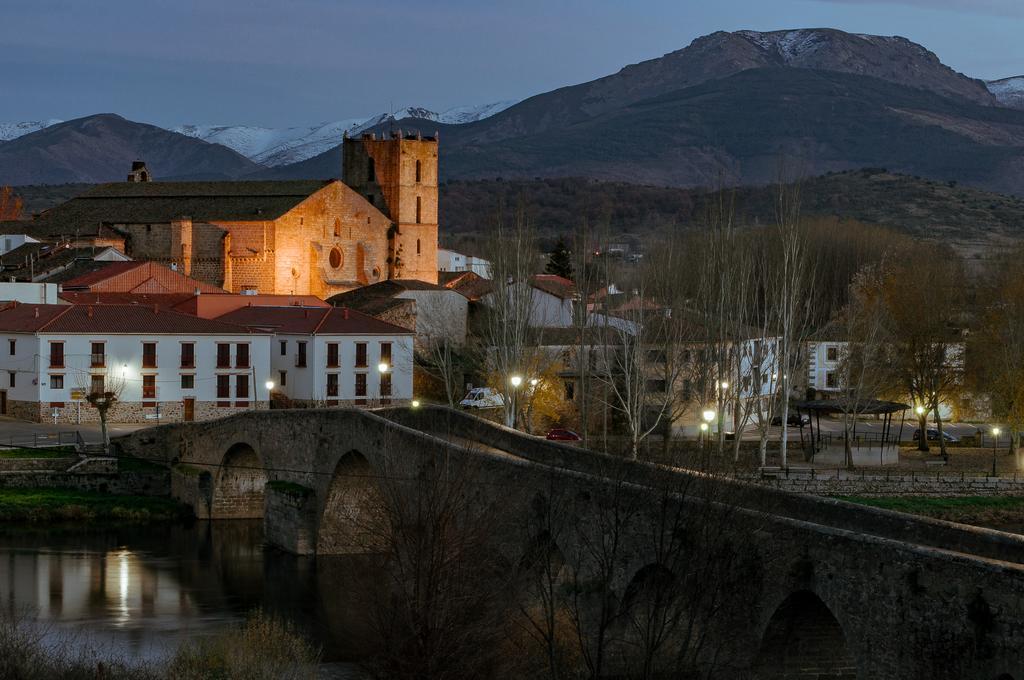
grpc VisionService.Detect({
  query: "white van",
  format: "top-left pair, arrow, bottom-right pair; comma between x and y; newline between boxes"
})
459,387 -> 505,409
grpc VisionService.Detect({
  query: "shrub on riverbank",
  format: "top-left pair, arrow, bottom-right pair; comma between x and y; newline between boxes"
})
0,610 -> 320,680
167,611 -> 320,679
0,488 -> 191,522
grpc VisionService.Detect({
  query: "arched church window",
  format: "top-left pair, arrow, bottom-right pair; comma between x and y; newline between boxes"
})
333,218 -> 341,238
417,239 -> 421,255
415,160 -> 422,183
416,196 -> 422,224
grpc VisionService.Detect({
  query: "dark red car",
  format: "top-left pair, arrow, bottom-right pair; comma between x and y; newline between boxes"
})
545,428 -> 582,441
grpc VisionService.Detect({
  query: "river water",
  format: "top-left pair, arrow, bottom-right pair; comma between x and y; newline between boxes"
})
0,520 -> 367,668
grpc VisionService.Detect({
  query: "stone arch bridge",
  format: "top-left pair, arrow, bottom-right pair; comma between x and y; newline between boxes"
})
114,406 -> 1024,679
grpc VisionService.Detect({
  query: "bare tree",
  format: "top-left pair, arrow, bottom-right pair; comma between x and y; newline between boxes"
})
833,264 -> 892,468
479,201 -> 541,428
770,179 -> 815,467
420,335 -> 467,408
75,371 -> 126,453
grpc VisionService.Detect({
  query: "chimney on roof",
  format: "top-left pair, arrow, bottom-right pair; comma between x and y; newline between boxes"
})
87,306 -> 93,318
343,307 -> 349,320
194,288 -> 201,296
127,161 -> 151,183
303,308 -> 309,318
34,307 -> 39,318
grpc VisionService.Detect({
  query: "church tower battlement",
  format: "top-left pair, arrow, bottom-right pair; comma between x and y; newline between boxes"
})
343,131 -> 439,283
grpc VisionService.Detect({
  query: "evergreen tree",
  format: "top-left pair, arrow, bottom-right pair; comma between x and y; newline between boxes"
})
545,237 -> 574,280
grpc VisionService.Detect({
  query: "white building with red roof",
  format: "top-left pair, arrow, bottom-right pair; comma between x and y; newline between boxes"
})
216,305 -> 413,407
0,301 -> 272,423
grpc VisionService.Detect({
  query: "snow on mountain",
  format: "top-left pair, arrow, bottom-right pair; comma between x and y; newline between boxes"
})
986,77 -> 1024,109
175,100 -> 518,167
0,119 -> 63,142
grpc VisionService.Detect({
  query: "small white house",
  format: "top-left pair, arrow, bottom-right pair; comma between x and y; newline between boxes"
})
0,282 -> 61,304
0,302 -> 272,423
437,248 -> 492,278
0,234 -> 40,256
216,305 -> 414,407
483,275 -> 577,329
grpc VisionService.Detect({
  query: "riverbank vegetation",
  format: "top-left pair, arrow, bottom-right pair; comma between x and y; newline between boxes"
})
0,488 -> 190,522
0,610 -> 319,680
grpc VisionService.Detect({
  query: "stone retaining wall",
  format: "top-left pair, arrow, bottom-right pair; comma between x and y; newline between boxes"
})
0,456 -> 77,472
0,470 -> 169,495
749,474 -> 1024,496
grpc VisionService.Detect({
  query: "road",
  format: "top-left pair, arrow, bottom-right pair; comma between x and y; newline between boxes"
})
0,416 -> 154,446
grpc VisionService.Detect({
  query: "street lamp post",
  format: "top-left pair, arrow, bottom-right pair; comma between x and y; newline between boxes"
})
264,380 -> 274,409
992,427 -> 1001,477
702,409 -> 716,449
914,405 -> 927,451
509,375 -> 523,429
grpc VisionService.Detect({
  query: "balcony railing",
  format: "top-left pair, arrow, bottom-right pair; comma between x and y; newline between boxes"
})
90,353 -> 105,368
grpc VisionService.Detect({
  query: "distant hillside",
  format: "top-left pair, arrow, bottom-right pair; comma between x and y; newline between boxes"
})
0,114 -> 261,185
260,28 -> 1024,196
439,170 -> 1024,250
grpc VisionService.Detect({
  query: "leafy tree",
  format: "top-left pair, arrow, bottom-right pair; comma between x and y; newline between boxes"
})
544,237 -> 574,280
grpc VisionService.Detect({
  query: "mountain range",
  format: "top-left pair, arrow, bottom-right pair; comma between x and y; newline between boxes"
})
3,28 -> 1024,194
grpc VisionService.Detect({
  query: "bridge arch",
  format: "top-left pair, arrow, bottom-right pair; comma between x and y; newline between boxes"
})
317,450 -> 390,554
212,442 -> 267,519
752,589 -> 856,679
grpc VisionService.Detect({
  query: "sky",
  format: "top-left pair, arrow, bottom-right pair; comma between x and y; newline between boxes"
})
1,0 -> 1022,128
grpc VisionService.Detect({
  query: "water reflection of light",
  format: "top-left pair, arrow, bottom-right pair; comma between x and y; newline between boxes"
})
118,550 -> 130,624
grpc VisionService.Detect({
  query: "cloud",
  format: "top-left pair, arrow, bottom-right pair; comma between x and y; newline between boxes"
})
812,0 -> 1024,17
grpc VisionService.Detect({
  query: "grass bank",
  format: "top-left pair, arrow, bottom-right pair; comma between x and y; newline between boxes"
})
0,488 -> 191,523
0,447 -> 74,459
842,495 -> 1024,533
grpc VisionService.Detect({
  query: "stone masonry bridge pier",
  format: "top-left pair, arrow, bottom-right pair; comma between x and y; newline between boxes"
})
114,406 -> 1024,679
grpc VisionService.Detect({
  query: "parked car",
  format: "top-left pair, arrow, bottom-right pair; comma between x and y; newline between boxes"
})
459,387 -> 505,410
545,428 -> 581,441
912,428 -> 959,444
771,413 -> 810,427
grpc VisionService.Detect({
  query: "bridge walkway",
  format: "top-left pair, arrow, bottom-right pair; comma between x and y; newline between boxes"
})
379,407 -> 1024,570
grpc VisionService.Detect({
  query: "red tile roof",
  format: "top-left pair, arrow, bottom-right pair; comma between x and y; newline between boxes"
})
60,261 -> 226,294
439,270 -> 493,301
0,302 -> 252,334
215,305 -> 413,336
59,292 -> 197,309
530,274 -> 575,300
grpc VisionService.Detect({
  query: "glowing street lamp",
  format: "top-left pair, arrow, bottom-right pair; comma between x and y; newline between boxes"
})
992,427 -> 1002,477
265,380 -> 274,391
378,362 -> 390,373
719,381 -> 729,390
702,409 -> 716,423
915,405 -> 925,416
529,378 -> 539,387
411,399 -> 421,408
510,375 -> 523,388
